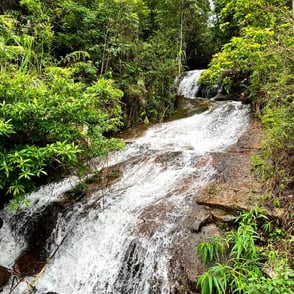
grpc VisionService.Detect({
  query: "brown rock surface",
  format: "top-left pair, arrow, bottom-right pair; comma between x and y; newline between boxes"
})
197,118 -> 264,213
172,118 -> 265,293
173,223 -> 222,292
13,251 -> 46,277
0,265 -> 11,288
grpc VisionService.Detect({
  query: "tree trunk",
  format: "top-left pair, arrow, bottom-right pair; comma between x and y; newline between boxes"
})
178,0 -> 184,75
292,0 -> 294,34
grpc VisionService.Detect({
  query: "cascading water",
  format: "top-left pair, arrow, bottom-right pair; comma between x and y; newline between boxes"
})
0,70 -> 250,294
177,69 -> 205,98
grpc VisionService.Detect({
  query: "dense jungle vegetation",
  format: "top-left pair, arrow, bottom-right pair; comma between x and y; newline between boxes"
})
0,0 -> 293,292
0,0 -> 214,208
197,0 -> 294,293
201,0 -> 294,214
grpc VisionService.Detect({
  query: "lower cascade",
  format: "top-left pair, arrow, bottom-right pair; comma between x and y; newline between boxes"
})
0,72 -> 250,294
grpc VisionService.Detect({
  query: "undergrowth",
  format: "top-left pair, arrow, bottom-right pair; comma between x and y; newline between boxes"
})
196,208 -> 294,294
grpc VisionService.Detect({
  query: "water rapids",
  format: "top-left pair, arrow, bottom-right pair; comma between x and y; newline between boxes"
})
0,71 -> 250,294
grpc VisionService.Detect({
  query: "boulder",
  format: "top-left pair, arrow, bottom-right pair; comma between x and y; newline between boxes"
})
209,209 -> 236,223
172,223 -> 222,292
191,213 -> 213,233
11,202 -> 65,261
197,181 -> 261,212
13,251 -> 45,277
198,83 -> 220,99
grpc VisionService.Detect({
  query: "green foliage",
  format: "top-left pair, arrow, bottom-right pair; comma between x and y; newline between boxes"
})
44,0 -> 175,123
0,13 -> 124,207
0,65 -> 124,206
197,236 -> 227,265
0,119 -> 15,136
62,51 -> 90,65
246,259 -> 294,294
1,142 -> 81,209
251,154 -> 274,181
201,0 -> 292,93
197,265 -> 227,294
0,0 -> 219,206
2,0 -> 214,128
212,0 -> 289,44
261,100 -> 294,195
200,27 -> 275,91
201,0 -> 294,201
196,208 -> 294,294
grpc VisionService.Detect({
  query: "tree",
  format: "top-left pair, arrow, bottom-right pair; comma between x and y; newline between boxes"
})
0,14 -> 124,208
201,0 -> 294,228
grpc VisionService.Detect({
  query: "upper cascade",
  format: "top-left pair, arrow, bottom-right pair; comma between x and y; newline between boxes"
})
177,69 -> 205,98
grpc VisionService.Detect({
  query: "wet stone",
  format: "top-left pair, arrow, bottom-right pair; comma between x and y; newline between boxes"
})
210,210 -> 236,223
0,265 -> 11,288
191,213 -> 213,233
13,251 -> 46,277
11,202 -> 65,261
114,239 -> 146,293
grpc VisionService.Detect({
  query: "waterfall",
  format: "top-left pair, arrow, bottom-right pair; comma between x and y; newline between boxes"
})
177,69 -> 205,98
0,72 -> 250,294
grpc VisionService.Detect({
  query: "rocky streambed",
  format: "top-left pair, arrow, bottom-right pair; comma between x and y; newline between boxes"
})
169,117 -> 266,292
0,100 -> 268,294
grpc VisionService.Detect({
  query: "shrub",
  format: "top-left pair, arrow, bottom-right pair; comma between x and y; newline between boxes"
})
196,208 -> 294,294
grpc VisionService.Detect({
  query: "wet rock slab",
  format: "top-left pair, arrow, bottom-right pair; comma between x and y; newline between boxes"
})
171,204 -> 224,293
197,118 -> 264,212
173,118 -> 265,292
174,224 -> 222,290
197,153 -> 263,212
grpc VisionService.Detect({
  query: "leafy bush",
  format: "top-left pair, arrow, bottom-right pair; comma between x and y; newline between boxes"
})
246,259 -> 294,294
0,13 -> 124,208
201,0 -> 294,207
0,65 -> 124,207
197,236 -> 227,265
196,208 -> 294,294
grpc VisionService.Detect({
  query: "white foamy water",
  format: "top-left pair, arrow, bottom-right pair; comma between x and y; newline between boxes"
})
0,176 -> 81,267
177,69 -> 205,98
0,219 -> 24,268
0,71 -> 250,294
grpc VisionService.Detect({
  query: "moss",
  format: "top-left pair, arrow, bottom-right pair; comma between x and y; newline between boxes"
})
166,97 -> 211,122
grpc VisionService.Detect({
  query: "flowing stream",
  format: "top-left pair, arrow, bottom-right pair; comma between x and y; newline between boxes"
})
0,70 -> 250,294
177,69 -> 204,98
